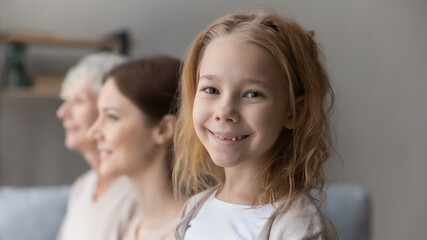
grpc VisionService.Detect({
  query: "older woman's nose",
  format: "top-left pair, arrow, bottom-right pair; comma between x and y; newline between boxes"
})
56,101 -> 69,119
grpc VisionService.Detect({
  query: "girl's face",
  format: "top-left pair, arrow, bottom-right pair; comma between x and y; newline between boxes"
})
56,79 -> 98,152
193,34 -> 291,171
88,79 -> 158,177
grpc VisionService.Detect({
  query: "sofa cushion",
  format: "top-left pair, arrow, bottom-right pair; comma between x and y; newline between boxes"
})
321,184 -> 371,240
0,186 -> 70,240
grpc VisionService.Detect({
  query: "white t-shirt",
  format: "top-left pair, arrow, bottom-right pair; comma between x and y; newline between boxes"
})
184,191 -> 275,240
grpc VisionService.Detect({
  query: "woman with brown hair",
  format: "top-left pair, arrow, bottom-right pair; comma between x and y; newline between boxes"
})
88,56 -> 183,240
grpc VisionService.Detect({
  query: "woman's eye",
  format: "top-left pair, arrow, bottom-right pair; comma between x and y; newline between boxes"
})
75,97 -> 91,105
246,91 -> 262,98
107,114 -> 119,121
203,87 -> 220,95
74,98 -> 84,104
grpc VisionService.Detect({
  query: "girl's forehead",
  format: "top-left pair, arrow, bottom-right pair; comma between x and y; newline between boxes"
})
201,36 -> 281,77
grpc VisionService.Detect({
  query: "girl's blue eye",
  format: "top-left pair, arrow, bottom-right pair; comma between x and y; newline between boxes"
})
246,91 -> 262,98
203,87 -> 220,95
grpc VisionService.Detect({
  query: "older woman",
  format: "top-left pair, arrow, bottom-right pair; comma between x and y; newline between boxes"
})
56,52 -> 138,240
88,56 -> 184,240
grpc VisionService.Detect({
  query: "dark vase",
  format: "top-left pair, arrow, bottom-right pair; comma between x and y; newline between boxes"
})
2,42 -> 31,87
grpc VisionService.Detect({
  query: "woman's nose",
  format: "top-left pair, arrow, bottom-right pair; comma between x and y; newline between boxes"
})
87,118 -> 101,140
56,101 -> 69,119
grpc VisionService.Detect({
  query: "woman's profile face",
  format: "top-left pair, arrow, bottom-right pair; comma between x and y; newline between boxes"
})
88,78 -> 158,178
56,78 -> 98,153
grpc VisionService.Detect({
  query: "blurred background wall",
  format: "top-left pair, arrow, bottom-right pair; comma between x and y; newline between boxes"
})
0,0 -> 425,239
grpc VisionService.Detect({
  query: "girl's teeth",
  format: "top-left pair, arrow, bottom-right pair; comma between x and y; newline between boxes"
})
214,133 -> 243,141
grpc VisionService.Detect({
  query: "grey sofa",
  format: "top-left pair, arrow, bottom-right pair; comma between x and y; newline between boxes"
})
0,183 -> 370,240
320,184 -> 371,240
0,186 -> 70,240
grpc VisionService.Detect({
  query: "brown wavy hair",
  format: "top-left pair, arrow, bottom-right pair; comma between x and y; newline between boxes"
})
105,56 -> 181,122
173,9 -> 334,211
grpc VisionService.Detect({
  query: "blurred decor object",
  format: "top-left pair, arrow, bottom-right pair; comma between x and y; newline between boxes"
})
0,29 -> 128,89
2,42 -> 30,87
105,29 -> 131,55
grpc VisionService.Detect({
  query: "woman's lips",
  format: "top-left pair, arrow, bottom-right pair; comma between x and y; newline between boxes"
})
98,149 -> 112,161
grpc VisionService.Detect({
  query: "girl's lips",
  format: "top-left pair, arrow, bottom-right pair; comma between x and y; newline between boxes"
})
209,130 -> 250,142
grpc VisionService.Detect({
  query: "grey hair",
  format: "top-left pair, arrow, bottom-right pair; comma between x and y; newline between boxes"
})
60,52 -> 128,100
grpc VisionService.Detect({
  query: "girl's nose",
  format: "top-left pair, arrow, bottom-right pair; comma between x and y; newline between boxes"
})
214,96 -> 240,123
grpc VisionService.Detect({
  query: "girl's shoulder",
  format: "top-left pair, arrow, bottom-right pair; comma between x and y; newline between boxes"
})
175,188 -> 216,240
263,194 -> 338,240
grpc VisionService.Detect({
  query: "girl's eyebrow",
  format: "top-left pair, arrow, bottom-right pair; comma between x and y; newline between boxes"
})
243,78 -> 270,87
199,74 -> 269,87
198,74 -> 217,81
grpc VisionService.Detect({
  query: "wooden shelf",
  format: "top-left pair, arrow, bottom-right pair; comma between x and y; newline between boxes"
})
0,29 -> 120,51
1,76 -> 62,98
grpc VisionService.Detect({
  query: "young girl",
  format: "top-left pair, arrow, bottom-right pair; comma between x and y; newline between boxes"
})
173,9 -> 338,240
88,56 -> 183,240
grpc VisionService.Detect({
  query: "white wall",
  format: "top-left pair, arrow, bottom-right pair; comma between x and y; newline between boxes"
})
1,0 -> 426,239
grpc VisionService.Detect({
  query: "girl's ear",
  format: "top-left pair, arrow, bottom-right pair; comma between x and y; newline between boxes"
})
152,114 -> 176,145
283,96 -> 304,130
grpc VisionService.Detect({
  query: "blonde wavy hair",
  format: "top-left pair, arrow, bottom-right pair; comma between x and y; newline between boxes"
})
173,9 -> 334,211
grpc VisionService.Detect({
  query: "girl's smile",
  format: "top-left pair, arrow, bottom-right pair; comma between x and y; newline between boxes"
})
209,129 -> 251,144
